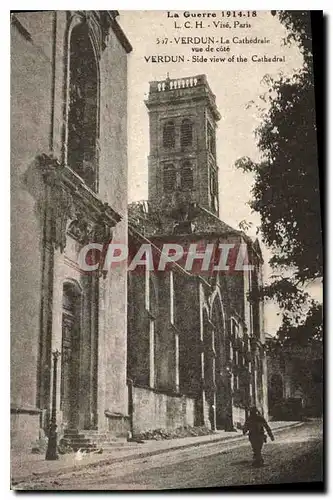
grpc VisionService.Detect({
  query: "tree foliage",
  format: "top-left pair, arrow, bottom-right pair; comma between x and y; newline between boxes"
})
276,301 -> 323,345
237,11 -> 323,344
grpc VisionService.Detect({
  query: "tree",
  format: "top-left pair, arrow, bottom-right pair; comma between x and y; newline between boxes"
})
236,11 -> 323,344
276,302 -> 323,345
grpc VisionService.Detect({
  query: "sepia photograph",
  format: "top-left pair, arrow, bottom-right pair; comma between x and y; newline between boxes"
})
10,9 -> 323,491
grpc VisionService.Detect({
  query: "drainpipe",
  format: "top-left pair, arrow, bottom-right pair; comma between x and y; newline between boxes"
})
127,378 -> 134,438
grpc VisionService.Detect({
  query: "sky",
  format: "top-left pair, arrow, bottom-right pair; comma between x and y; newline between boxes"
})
118,10 -> 322,333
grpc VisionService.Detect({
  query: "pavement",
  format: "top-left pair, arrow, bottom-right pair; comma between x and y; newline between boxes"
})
11,420 -> 302,486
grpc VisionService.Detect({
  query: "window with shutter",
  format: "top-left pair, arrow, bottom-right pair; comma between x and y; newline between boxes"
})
181,160 -> 193,190
207,122 -> 216,157
163,121 -> 175,149
210,166 -> 218,211
163,163 -> 176,193
180,119 -> 193,148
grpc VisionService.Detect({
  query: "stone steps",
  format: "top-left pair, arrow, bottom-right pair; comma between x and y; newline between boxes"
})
62,430 -> 98,452
62,429 -> 140,452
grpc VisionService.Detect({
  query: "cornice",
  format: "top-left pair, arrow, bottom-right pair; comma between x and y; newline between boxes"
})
37,153 -> 121,252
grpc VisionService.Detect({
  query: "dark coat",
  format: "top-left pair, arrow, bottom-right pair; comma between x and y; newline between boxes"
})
243,414 -> 274,441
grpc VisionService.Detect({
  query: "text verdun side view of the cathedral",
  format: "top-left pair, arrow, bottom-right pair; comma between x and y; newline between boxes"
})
11,11 -> 267,453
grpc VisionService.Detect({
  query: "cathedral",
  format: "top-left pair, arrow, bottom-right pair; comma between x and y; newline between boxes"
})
11,11 -> 267,452
127,75 -> 268,434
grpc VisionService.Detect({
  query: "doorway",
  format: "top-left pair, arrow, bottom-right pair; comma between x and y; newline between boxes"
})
60,282 -> 82,429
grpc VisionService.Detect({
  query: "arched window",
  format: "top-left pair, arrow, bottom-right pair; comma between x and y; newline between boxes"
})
207,122 -> 216,156
149,276 -> 158,388
230,318 -> 239,339
181,119 -> 193,148
269,374 -> 284,408
163,163 -> 176,193
163,121 -> 175,149
211,299 -> 229,429
181,160 -> 193,190
210,166 -> 218,212
67,23 -> 98,191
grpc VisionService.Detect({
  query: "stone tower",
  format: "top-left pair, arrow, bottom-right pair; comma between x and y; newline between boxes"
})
145,74 -> 221,217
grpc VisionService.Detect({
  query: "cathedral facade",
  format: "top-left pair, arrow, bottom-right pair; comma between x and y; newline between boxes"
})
11,11 -> 132,450
11,11 -> 267,452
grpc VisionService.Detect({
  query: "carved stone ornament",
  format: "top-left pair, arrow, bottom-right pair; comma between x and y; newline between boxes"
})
67,208 -> 95,246
36,153 -> 121,253
75,11 -> 116,56
51,185 -> 74,253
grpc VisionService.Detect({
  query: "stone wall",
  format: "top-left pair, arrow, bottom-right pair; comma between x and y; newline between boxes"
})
11,12 -> 54,448
91,13 -> 129,427
132,386 -> 195,433
11,411 -> 41,452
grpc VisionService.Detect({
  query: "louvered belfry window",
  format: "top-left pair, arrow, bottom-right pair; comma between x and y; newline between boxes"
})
181,160 -> 193,190
67,23 -> 98,191
210,166 -> 218,212
163,121 -> 175,149
207,122 -> 216,157
181,119 -> 193,148
163,163 -> 176,193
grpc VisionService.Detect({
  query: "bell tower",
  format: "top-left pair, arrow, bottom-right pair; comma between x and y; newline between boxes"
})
145,74 -> 221,216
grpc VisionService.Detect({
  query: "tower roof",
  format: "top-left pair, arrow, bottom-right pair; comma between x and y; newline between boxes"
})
145,74 -> 221,121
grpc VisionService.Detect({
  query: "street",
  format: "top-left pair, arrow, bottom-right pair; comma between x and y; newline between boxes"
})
17,420 -> 323,491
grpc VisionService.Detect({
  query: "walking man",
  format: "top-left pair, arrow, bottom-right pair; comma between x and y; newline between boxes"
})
243,406 -> 275,467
